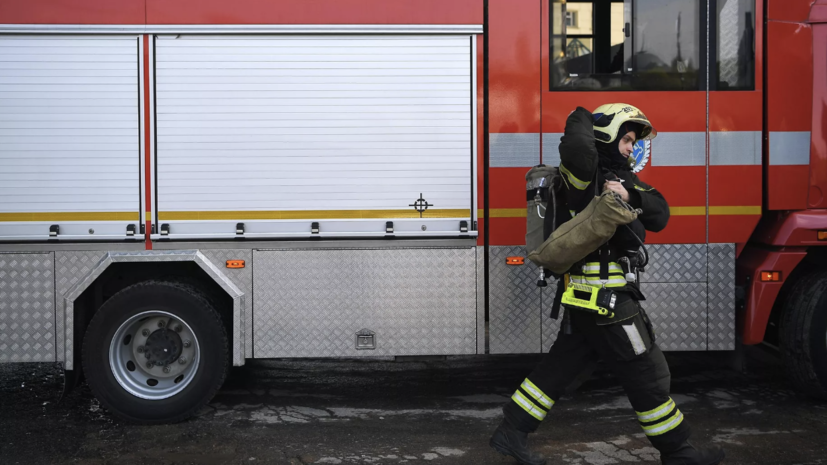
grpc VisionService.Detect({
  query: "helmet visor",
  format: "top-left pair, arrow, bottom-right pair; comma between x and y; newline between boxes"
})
629,118 -> 656,141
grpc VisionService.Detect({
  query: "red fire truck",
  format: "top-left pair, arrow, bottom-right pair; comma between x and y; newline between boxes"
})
0,0 -> 824,423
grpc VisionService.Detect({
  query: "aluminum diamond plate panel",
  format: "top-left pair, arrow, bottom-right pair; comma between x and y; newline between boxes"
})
56,251 -> 107,365
199,249 -> 253,359
640,283 -> 707,351
641,244 -> 707,283
0,253 -> 55,362
708,243 -> 736,350
476,246 -> 485,354
541,281 -> 564,352
253,248 -> 476,357
489,246 -> 541,354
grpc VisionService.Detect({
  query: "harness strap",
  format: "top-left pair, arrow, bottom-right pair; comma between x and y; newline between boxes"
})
599,244 -> 610,281
550,277 -> 564,320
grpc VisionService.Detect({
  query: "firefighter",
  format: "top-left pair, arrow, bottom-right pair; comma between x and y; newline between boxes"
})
489,104 -> 726,465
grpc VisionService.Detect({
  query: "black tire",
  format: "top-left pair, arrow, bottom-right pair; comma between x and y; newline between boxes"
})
82,280 -> 229,423
780,270 -> 827,400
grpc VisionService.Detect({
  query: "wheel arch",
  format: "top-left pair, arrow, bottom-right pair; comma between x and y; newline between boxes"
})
763,255 -> 820,346
62,250 -> 246,371
742,245 -> 827,346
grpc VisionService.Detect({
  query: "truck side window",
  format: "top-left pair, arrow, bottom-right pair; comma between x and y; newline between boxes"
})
714,0 -> 755,90
550,0 -> 703,91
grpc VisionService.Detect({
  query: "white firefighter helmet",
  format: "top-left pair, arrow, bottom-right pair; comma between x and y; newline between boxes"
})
592,103 -> 657,144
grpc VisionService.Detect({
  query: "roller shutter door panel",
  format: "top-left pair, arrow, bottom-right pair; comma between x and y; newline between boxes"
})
154,35 -> 475,239
0,36 -> 141,241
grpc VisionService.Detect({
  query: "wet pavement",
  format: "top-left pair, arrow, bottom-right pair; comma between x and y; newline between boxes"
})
1,345 -> 826,465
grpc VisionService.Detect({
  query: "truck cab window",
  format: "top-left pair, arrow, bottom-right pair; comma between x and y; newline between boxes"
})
550,0 -> 703,91
714,0 -> 755,90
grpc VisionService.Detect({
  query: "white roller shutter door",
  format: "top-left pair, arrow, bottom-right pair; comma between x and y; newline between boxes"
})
0,36 -> 141,241
154,35 -> 475,239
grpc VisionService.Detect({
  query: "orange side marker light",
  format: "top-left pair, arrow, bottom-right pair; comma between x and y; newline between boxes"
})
818,231 -> 827,241
506,256 -> 525,266
759,271 -> 781,282
226,260 -> 245,269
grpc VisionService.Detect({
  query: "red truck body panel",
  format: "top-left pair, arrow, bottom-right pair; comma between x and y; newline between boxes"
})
1,0 -> 484,25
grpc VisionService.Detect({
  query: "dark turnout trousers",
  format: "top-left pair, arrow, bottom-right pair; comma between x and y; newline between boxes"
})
503,303 -> 691,453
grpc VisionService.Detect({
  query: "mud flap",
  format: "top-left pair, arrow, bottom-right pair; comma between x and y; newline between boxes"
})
60,366 -> 84,402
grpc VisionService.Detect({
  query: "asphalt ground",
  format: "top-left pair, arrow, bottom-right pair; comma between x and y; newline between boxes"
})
1,346 -> 826,465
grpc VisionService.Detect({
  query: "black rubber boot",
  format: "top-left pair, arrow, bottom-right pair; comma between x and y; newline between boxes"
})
489,419 -> 547,465
661,441 -> 725,465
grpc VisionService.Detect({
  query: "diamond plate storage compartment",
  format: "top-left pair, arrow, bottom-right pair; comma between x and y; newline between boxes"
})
640,244 -> 708,283
253,248 -> 477,357
489,246 -> 542,354
490,244 -> 728,354
0,253 -> 55,362
708,243 -> 736,350
639,245 -> 710,351
639,283 -> 708,351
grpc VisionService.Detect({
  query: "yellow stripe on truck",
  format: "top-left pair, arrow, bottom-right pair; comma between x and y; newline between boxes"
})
158,209 -> 471,221
487,208 -> 526,218
670,206 -> 762,216
480,206 -> 761,219
1,206 -> 759,222
709,206 -> 762,215
669,206 -> 707,216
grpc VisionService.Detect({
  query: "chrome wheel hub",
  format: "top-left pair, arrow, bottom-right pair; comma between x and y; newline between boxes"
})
109,311 -> 200,400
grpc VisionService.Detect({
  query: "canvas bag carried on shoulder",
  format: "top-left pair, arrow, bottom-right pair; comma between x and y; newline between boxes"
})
527,190 -> 639,275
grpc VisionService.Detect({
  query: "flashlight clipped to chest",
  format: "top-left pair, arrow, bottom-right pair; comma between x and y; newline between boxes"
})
560,282 -> 617,318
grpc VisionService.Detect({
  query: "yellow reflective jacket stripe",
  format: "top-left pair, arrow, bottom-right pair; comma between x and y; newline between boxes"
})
582,263 -> 624,274
569,276 -> 627,287
559,163 -> 590,190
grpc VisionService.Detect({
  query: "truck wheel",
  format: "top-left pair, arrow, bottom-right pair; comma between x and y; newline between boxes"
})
82,281 -> 229,423
780,270 -> 827,400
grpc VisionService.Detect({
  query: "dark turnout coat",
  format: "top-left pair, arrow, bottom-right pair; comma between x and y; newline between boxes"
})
545,107 -> 671,295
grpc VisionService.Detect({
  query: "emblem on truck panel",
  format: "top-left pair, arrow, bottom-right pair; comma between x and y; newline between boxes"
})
409,194 -> 433,218
632,140 -> 651,173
